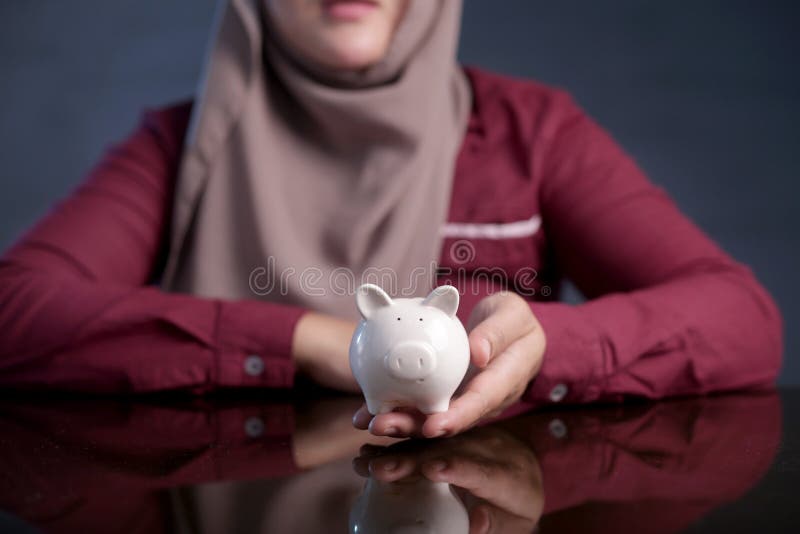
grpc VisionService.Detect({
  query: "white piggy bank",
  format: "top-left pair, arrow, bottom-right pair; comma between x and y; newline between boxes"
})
349,477 -> 469,534
349,284 -> 470,415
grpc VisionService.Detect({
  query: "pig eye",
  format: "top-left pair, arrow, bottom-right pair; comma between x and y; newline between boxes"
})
397,317 -> 401,321
419,318 -> 423,321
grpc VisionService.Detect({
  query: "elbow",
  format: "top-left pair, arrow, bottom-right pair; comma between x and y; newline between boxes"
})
726,267 -> 784,388
681,264 -> 783,394
0,262 -> 33,361
753,280 -> 784,385
0,262 -> 59,364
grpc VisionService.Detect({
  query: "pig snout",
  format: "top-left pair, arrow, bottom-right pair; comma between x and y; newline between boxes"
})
384,341 -> 437,381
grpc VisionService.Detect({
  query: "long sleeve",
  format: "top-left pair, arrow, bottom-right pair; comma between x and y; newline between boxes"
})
525,93 -> 783,404
0,103 -> 306,393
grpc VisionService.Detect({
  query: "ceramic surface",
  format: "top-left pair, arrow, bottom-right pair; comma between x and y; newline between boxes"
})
349,284 -> 470,415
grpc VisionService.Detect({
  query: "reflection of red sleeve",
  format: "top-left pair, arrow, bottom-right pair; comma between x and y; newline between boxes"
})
0,102 -> 304,393
0,400 -> 299,534
529,393 -> 781,533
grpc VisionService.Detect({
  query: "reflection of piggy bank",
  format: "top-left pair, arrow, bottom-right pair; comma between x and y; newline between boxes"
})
349,477 -> 469,534
349,284 -> 470,415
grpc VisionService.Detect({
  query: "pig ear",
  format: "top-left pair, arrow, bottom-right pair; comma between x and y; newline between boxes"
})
422,285 -> 460,317
356,284 -> 393,319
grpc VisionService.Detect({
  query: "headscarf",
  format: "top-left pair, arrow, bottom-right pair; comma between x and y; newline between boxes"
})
162,0 -> 471,319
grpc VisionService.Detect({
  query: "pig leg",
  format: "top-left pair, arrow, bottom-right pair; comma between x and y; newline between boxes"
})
366,398 -> 395,415
419,399 -> 450,414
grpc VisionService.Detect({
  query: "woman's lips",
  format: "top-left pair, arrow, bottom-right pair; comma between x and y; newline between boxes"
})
322,0 -> 379,22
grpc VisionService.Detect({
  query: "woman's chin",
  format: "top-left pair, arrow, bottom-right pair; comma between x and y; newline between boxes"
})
315,33 -> 391,71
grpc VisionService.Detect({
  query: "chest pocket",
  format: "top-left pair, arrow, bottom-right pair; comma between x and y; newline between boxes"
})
437,214 -> 550,298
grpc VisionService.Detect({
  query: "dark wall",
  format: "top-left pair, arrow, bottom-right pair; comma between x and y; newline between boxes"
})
1,1 -> 797,383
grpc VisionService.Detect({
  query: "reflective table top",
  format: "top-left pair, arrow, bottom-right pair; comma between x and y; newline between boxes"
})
0,389 -> 797,533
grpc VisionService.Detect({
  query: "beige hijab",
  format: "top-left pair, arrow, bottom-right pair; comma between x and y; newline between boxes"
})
162,0 -> 471,319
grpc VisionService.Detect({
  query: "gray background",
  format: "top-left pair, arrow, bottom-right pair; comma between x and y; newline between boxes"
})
0,1 -> 797,383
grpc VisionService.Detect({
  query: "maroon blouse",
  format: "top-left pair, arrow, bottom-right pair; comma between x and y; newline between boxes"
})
0,67 -> 783,404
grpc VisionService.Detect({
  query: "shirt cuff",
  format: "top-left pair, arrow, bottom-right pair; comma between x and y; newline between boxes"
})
525,301 -> 605,405
215,299 -> 309,389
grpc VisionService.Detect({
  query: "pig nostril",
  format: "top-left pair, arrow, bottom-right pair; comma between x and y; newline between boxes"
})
418,357 -> 423,368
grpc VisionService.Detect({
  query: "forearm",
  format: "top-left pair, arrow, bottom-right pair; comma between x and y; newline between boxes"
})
528,93 -> 782,405
525,264 -> 782,404
0,103 -> 310,393
0,264 -> 305,392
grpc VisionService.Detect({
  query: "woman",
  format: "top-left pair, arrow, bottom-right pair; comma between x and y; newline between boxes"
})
0,0 -> 782,439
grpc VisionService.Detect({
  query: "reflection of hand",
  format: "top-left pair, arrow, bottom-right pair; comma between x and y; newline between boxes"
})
353,426 -> 544,533
292,396 -> 397,470
354,292 -> 546,438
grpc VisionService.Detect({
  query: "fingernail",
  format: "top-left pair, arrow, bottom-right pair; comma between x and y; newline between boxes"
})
381,460 -> 398,471
480,339 -> 491,363
429,460 -> 447,472
431,428 -> 447,438
384,426 -> 399,436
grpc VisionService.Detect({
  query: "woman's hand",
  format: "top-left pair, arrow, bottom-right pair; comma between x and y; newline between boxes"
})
291,311 -> 360,392
353,291 -> 546,438
353,426 -> 544,532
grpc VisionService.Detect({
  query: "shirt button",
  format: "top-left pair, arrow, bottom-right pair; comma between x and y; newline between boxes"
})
244,355 -> 265,376
549,383 -> 568,403
244,416 -> 265,438
549,418 -> 568,439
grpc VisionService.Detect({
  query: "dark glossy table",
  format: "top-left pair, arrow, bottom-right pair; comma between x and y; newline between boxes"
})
0,389 -> 797,533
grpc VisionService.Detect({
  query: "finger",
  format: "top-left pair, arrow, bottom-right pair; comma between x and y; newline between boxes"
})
422,387 -> 495,438
422,456 -> 500,496
423,455 -> 542,520
468,298 -> 535,368
352,456 -> 371,477
369,410 -> 427,438
353,404 -> 373,429
468,504 -> 492,534
422,460 -> 525,519
369,455 -> 416,482
424,333 -> 542,437
473,503 -> 537,534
